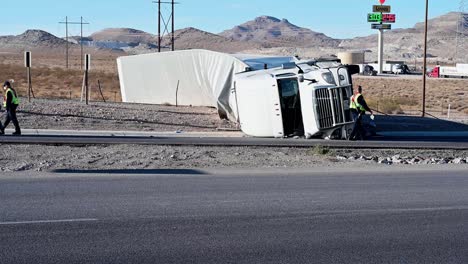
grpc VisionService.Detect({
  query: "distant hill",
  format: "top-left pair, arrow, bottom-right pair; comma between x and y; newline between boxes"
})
220,16 -> 341,48
0,12 -> 464,62
165,27 -> 259,53
90,28 -> 156,44
0,30 -> 71,50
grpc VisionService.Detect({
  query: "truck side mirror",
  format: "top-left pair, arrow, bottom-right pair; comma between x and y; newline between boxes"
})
346,65 -> 360,75
298,75 -> 305,83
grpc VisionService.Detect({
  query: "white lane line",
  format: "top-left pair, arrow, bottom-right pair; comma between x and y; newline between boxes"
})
0,218 -> 99,226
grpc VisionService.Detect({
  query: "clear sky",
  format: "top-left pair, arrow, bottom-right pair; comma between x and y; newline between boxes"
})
1,0 -> 461,39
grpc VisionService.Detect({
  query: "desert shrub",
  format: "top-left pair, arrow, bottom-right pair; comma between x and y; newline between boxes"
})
308,145 -> 334,156
366,96 -> 415,114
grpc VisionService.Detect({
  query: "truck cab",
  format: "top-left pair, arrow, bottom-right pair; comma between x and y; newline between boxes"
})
233,60 -> 357,139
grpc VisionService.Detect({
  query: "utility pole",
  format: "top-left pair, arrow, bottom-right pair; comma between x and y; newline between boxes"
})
65,16 -> 68,68
81,16 -> 84,69
455,0 -> 468,62
158,0 -> 161,52
378,29 -> 384,74
172,0 -> 175,51
59,17 -> 90,69
422,0 -> 429,117
152,1 -> 179,52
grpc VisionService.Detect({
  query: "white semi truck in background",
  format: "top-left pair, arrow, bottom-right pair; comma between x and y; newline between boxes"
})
356,61 -> 410,76
428,64 -> 468,78
367,61 -> 410,75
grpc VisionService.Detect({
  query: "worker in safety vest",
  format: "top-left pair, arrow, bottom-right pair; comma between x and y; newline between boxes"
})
348,85 -> 372,140
1,81 -> 21,135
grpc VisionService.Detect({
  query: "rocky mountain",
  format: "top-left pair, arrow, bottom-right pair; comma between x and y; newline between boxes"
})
94,27 -> 257,55
0,30 -> 71,50
0,12 -> 464,62
90,28 -> 156,45
164,27 -> 259,53
220,16 -> 341,48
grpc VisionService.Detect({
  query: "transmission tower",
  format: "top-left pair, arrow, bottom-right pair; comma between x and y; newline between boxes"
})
455,0 -> 468,62
152,1 -> 180,52
59,17 -> 90,69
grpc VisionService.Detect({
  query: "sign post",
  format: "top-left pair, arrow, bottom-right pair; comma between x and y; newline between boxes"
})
24,51 -> 34,102
378,29 -> 384,74
367,0 -> 396,74
81,54 -> 91,105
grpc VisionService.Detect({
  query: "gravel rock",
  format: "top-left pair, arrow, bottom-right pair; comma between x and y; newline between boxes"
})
378,158 -> 393,165
15,98 -> 238,132
332,149 -> 468,167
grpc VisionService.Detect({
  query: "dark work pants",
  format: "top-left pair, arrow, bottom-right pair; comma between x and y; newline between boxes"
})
3,105 -> 21,133
349,110 -> 364,140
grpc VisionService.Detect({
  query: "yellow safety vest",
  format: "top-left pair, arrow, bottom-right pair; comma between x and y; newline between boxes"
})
3,88 -> 20,108
350,93 -> 365,112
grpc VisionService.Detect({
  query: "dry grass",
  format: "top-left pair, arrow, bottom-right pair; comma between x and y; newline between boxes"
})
354,76 -> 468,116
0,62 -> 121,102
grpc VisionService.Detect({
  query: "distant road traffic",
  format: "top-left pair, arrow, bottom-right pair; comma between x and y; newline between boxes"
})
1,168 -> 467,264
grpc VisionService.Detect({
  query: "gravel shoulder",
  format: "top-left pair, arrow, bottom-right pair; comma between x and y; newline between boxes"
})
13,98 -> 236,132
1,144 -> 467,172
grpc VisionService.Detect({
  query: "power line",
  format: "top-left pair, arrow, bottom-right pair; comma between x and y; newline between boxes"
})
59,16 -> 90,69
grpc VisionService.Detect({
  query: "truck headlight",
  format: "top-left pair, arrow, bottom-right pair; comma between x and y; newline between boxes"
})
321,72 -> 336,85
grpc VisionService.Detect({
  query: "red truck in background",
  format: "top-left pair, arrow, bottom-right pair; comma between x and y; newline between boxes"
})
428,64 -> 468,78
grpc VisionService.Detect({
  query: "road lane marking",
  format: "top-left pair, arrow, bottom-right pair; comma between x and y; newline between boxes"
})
0,218 -> 99,226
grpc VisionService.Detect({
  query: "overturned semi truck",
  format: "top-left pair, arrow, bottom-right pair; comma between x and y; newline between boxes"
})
117,49 -> 359,139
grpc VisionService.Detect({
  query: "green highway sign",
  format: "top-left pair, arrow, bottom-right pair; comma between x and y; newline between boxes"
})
373,5 -> 391,13
371,24 -> 392,30
368,13 -> 382,23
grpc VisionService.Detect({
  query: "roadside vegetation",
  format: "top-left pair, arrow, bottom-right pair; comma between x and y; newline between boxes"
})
0,56 -> 121,102
308,145 -> 335,157
353,76 -> 468,116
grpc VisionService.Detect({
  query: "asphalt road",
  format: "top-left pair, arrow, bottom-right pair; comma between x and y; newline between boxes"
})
1,134 -> 468,149
1,168 -> 468,264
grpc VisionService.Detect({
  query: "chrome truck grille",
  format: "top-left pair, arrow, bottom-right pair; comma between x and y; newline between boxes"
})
315,86 -> 353,129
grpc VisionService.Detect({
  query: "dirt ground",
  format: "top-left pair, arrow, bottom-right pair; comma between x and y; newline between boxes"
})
14,98 -> 235,132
